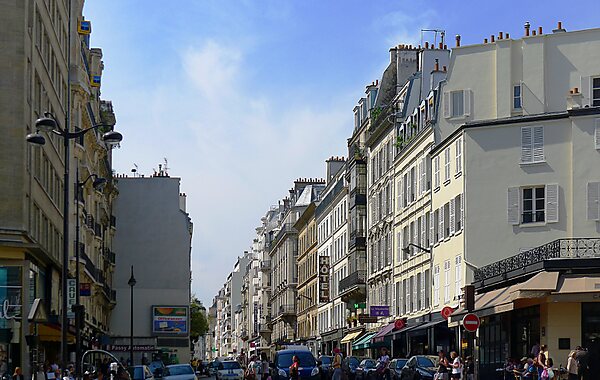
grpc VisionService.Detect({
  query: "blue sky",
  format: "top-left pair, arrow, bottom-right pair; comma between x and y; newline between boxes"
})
83,0 -> 599,306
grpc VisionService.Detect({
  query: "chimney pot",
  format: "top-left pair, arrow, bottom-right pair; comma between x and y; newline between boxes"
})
444,44 -> 447,49
455,34 -> 461,47
499,32 -> 504,39
491,35 -> 495,43
425,42 -> 429,49
558,21 -> 562,30
484,38 -> 488,44
439,42 -> 443,49
574,87 -> 579,94
525,21 -> 531,36
538,26 -> 543,34
434,58 -> 439,71
443,65 -> 447,72
532,30 -> 537,36
506,33 -> 510,39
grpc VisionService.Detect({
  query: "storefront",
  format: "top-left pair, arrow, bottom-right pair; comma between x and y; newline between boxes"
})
320,328 -> 344,355
339,329 -> 363,356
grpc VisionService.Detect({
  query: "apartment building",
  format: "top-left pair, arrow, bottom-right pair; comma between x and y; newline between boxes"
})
316,159 -> 347,354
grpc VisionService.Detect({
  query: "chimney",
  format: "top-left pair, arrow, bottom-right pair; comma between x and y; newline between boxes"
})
524,21 -> 531,36
434,58 -> 439,72
444,44 -> 447,49
490,35 -> 495,43
553,21 -> 566,33
455,34 -> 461,47
443,65 -> 447,72
538,26 -> 543,35
506,33 -> 510,39
439,42 -> 443,49
425,41 -> 429,49
532,30 -> 537,36
499,32 -> 504,40
484,38 -> 488,44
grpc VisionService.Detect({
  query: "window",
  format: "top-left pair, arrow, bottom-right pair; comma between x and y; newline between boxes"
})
588,182 -> 600,221
521,126 -> 544,163
397,179 -> 403,211
443,203 -> 450,238
595,119 -> 600,150
416,273 -> 422,310
593,77 -> 600,107
444,260 -> 451,302
522,186 -> 545,223
513,84 -> 522,110
433,265 -> 440,306
444,147 -> 451,182
434,156 -> 440,189
411,166 -> 416,202
455,256 -> 462,298
451,90 -> 464,117
403,279 -> 409,314
455,138 -> 462,174
455,195 -> 463,232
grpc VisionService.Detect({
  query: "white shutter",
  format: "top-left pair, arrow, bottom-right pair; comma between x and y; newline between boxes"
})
545,184 -> 559,223
418,160 -> 423,195
397,179 -> 402,211
449,198 -> 456,235
460,193 -> 464,230
533,126 -> 544,162
581,76 -> 591,107
421,157 -> 427,194
429,212 -> 434,247
396,232 -> 402,261
463,89 -> 471,116
595,119 -> 600,150
521,127 -> 533,163
407,170 -> 412,204
588,182 -> 600,220
439,206 -> 445,240
421,216 -> 426,248
507,187 -> 520,225
443,91 -> 450,118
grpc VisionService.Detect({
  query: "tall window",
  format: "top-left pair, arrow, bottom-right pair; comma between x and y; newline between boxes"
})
451,90 -> 464,117
433,265 -> 440,306
434,156 -> 440,189
444,260 -> 451,303
455,255 -> 462,299
455,138 -> 462,174
444,147 -> 451,182
522,186 -> 545,223
513,84 -> 522,110
592,77 -> 600,106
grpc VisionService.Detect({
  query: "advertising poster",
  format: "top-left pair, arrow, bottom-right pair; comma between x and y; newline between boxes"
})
152,306 -> 189,335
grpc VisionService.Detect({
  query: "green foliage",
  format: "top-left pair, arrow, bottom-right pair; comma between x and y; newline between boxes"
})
190,296 -> 209,341
370,107 -> 382,120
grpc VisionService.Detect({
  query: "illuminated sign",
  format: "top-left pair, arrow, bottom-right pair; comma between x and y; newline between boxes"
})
318,256 -> 330,303
78,20 -> 91,35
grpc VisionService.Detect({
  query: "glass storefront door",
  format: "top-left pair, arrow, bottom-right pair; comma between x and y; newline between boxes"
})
582,303 -> 600,376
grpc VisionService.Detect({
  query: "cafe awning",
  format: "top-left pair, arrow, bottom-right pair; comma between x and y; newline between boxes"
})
38,324 -> 75,343
372,323 -> 395,343
352,332 -> 376,350
340,331 -> 363,344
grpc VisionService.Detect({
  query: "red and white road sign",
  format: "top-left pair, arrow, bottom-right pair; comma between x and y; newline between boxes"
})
462,313 -> 480,332
441,306 -> 455,320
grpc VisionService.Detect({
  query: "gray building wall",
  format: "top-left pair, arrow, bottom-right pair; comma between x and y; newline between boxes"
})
110,175 -> 193,363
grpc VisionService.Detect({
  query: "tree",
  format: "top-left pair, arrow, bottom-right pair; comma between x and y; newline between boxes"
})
190,296 -> 209,342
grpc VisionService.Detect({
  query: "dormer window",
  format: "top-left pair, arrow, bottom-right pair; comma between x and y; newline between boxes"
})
353,108 -> 360,130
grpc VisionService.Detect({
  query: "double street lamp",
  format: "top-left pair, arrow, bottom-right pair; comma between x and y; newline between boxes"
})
26,112 -> 122,370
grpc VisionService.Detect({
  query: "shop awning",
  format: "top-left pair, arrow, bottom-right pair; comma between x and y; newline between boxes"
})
405,319 -> 447,333
372,323 -> 395,343
393,322 -> 426,336
340,330 -> 363,344
38,324 -> 75,343
352,332 -> 376,350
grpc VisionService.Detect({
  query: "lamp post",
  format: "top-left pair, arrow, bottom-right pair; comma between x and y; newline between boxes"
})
128,266 -> 137,367
74,169 -> 106,376
26,114 -> 122,368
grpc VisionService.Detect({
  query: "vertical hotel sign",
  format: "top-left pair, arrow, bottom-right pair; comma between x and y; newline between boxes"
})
318,256 -> 330,303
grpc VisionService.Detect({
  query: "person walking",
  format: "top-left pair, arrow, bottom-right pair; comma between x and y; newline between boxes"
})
435,351 -> 449,380
376,348 -> 390,380
11,368 -> 23,380
289,356 -> 300,380
449,352 -> 462,380
536,345 -> 548,379
260,353 -> 270,380
567,351 -> 578,380
331,348 -> 343,380
575,347 -> 589,380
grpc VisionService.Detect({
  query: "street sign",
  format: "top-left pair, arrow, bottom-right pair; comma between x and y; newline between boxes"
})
462,313 -> 480,332
358,314 -> 378,323
394,318 -> 407,330
67,279 -> 76,319
370,306 -> 389,317
353,302 -> 366,309
441,306 -> 455,320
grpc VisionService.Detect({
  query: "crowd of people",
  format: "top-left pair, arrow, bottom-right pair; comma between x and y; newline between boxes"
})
502,343 -> 590,380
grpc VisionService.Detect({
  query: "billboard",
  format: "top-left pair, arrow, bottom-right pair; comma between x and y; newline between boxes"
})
152,306 -> 189,336
318,256 -> 330,303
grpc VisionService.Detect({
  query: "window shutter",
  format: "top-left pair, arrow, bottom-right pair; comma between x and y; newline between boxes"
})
429,212 -> 434,247
388,233 -> 392,265
507,187 -> 520,225
449,198 -> 456,235
581,76 -> 591,107
421,157 -> 426,194
421,216 -> 426,248
407,170 -> 412,204
595,119 -> 600,150
533,126 -> 544,162
397,232 -> 402,261
399,177 -> 404,210
443,91 -> 450,118
460,193 -> 464,230
587,182 -> 600,221
521,127 -> 533,163
545,184 -> 559,223
463,89 -> 471,116
439,206 -> 444,241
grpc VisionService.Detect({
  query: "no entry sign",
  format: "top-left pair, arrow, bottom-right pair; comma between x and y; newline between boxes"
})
462,313 -> 480,332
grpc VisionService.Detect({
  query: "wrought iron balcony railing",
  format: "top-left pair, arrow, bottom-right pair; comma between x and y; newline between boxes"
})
474,238 -> 600,284
260,260 -> 271,271
277,304 -> 296,317
339,270 -> 366,293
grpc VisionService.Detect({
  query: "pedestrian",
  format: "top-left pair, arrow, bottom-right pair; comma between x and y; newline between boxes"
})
260,353 -> 270,380
289,356 -> 300,380
331,348 -> 343,380
546,358 -> 555,380
246,356 -> 257,380
376,347 -> 390,380
521,358 -> 535,379
575,346 -> 589,380
435,351 -> 449,380
536,345 -> 548,379
531,343 -> 541,359
11,367 -> 23,380
449,352 -> 462,379
567,351 -> 578,380
465,356 -> 474,380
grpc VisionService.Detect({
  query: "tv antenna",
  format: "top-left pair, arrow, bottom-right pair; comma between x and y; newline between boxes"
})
420,29 -> 446,47
131,163 -> 139,177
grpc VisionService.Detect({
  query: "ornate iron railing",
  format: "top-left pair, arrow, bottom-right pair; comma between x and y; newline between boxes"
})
339,270 -> 366,293
474,238 -> 600,283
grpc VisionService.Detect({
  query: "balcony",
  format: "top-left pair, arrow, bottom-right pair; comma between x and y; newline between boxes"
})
276,304 -> 296,318
110,215 -> 117,229
260,260 -> 271,272
474,238 -> 600,290
339,270 -> 367,303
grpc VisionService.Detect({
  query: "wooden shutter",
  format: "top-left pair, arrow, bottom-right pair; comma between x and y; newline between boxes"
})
407,170 -> 412,204
545,184 -> 559,223
421,216 -> 426,248
443,91 -> 450,118
533,126 -> 544,162
587,182 -> 600,220
507,187 -> 520,225
521,127 -> 533,163
449,198 -> 456,235
581,76 -> 591,107
439,206 -> 444,240
421,157 -> 426,194
463,89 -> 471,116
460,193 -> 464,231
595,119 -> 600,150
429,212 -> 434,247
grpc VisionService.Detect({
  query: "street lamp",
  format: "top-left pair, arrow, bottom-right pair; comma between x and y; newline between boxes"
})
25,111 -> 122,368
74,171 -> 107,377
128,266 -> 137,367
401,243 -> 431,256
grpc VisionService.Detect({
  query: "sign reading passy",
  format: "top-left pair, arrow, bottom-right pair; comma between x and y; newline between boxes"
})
318,256 -> 330,303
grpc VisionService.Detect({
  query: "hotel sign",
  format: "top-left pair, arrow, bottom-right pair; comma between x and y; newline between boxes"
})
318,256 -> 330,303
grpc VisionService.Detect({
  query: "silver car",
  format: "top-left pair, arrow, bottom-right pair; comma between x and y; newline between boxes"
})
163,365 -> 198,380
215,361 -> 244,380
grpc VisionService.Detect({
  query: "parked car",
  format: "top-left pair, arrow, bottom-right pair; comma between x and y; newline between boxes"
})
317,355 -> 333,380
341,356 -> 361,380
215,361 -> 244,380
149,360 -> 166,378
355,359 -> 377,380
271,349 -> 319,380
208,361 -> 221,376
398,356 -> 437,380
132,365 -> 156,380
163,364 -> 198,380
388,359 -> 408,380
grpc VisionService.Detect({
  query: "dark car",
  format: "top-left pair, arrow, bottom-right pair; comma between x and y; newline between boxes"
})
388,359 -> 408,380
355,359 -> 377,380
399,356 -> 437,380
317,356 -> 333,380
341,356 -> 361,380
271,349 -> 320,380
